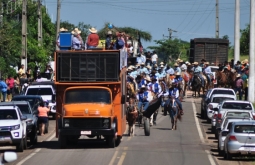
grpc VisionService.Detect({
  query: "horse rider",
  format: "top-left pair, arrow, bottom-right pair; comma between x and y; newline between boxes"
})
166,65 -> 175,75
203,62 -> 212,85
149,77 -> 162,125
174,63 -> 181,75
167,80 -> 184,115
234,61 -> 242,74
166,92 -> 180,130
139,63 -> 149,75
129,66 -> 138,79
160,62 -> 167,71
138,73 -> 147,89
146,65 -> 152,74
180,61 -> 187,71
137,85 -> 151,112
200,59 -> 206,68
191,62 -> 205,87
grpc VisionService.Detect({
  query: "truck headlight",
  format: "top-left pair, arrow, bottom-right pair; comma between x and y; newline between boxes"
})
64,119 -> 69,127
11,124 -> 20,131
103,119 -> 110,128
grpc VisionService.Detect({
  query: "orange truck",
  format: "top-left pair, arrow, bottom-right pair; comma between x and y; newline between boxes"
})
54,50 -> 126,148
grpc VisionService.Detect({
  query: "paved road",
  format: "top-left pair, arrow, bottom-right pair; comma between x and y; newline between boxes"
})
2,92 -> 254,165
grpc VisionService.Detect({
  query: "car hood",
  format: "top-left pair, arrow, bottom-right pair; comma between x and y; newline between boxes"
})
209,103 -> 219,108
0,120 -> 21,126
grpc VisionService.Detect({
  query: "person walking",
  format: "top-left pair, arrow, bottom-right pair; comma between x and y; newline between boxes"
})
38,101 -> 50,136
234,74 -> 243,100
0,78 -> 8,102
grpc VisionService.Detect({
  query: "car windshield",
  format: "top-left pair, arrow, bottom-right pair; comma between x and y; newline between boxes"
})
226,112 -> 250,118
12,98 -> 40,109
0,110 -> 18,120
16,105 -> 30,114
26,88 -> 53,95
234,125 -> 255,133
211,90 -> 235,96
65,89 -> 111,104
212,97 -> 234,103
222,102 -> 252,110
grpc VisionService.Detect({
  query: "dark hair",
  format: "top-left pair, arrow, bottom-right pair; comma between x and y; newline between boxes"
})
39,101 -> 44,107
8,75 -> 11,79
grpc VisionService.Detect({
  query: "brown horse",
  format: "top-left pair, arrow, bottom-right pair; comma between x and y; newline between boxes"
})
181,71 -> 191,97
165,98 -> 182,130
126,99 -> 138,137
216,70 -> 236,88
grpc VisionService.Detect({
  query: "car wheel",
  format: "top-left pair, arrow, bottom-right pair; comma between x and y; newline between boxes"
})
59,135 -> 67,149
224,151 -> 232,160
207,118 -> 211,123
16,139 -> 24,152
211,126 -> 215,133
23,135 -> 27,150
106,135 -> 115,148
215,131 -> 218,139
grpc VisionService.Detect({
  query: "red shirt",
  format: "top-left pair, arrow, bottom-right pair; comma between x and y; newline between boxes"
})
87,33 -> 99,47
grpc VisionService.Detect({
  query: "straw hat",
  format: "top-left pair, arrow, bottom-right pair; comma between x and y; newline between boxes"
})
107,31 -> 112,35
160,64 -> 164,68
71,28 -> 81,34
204,62 -> 209,65
193,62 -> 198,65
244,59 -> 249,63
145,76 -> 151,82
176,58 -> 181,62
241,61 -> 245,65
179,60 -> 183,63
174,63 -> 178,67
175,72 -> 181,76
136,64 -> 140,67
160,62 -> 164,65
141,85 -> 146,88
89,27 -> 97,33
185,61 -> 189,64
146,65 -> 151,69
187,62 -> 191,66
59,27 -> 68,32
236,74 -> 241,78
141,63 -> 145,66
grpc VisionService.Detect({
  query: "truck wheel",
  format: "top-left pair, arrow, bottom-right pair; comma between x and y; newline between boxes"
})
144,118 -> 150,136
16,139 -> 24,152
115,136 -> 121,147
59,135 -> 67,149
107,136 -> 115,148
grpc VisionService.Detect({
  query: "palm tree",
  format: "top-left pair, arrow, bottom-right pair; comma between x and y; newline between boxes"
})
97,23 -> 152,42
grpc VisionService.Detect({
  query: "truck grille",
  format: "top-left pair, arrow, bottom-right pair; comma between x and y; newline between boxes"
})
0,131 -> 11,137
69,118 -> 105,129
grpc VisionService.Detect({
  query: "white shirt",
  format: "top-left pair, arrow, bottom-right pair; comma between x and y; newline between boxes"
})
151,54 -> 158,62
141,55 -> 146,63
136,56 -> 144,64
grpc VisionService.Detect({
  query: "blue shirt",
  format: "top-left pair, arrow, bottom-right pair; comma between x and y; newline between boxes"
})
204,66 -> 212,74
174,67 -> 181,74
138,91 -> 149,102
193,66 -> 202,73
0,81 -> 7,92
72,36 -> 81,49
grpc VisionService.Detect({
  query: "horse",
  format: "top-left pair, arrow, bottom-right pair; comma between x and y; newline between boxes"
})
126,103 -> 138,136
181,71 -> 191,97
191,74 -> 203,97
164,98 -> 182,130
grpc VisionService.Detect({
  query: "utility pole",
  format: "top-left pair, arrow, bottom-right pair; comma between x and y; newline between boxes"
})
234,0 -> 240,64
21,0 -> 27,70
168,28 -> 177,40
215,0 -> 219,38
37,0 -> 42,46
249,0 -> 255,103
55,0 -> 61,50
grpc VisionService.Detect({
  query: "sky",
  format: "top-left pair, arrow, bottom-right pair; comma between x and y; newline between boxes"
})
44,0 -> 251,48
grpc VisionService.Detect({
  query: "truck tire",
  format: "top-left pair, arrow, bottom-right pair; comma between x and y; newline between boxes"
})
144,118 -> 150,136
16,139 -> 24,152
59,135 -> 67,149
107,136 -> 115,148
115,136 -> 121,147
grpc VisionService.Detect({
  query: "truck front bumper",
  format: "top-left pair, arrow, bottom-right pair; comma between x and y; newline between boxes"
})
59,128 -> 115,136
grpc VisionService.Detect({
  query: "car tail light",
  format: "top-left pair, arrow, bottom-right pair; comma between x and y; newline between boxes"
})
229,135 -> 237,141
253,115 -> 255,120
208,104 -> 213,110
213,114 -> 217,119
217,113 -> 222,119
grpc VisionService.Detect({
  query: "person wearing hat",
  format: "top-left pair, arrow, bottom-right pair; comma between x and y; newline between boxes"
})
234,74 -> 243,100
234,61 -> 242,74
191,62 -> 205,87
151,51 -> 158,65
173,63 -> 181,75
166,80 -> 183,115
145,51 -> 152,66
138,73 -> 147,90
87,27 -> 99,49
18,64 -> 26,78
200,59 -> 206,67
0,77 -> 7,102
180,60 -> 187,71
72,30 -> 82,49
106,31 -> 113,50
156,66 -> 166,80
139,63 -> 149,75
146,65 -> 152,73
241,59 -> 249,72
203,62 -> 212,84
166,65 -> 175,75
136,85 -> 151,112
56,27 -> 68,47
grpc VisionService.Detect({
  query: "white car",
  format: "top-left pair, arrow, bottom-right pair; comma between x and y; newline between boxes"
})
0,106 -> 27,152
25,84 -> 56,118
207,94 -> 236,121
218,117 -> 253,156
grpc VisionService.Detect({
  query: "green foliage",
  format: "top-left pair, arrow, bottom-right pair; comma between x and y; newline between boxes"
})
148,39 -> 189,63
240,24 -> 250,55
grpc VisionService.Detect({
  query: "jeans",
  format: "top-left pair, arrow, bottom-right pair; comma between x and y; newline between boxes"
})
1,92 -> 6,102
87,46 -> 97,49
206,74 -> 211,84
234,87 -> 243,100
138,101 -> 150,111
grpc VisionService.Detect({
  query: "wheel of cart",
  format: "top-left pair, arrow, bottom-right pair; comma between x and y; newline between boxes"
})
138,105 -> 150,136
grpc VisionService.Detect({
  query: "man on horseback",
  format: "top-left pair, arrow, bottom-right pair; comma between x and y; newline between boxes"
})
203,62 -> 212,85
137,85 -> 150,112
191,62 -> 205,87
174,63 -> 181,75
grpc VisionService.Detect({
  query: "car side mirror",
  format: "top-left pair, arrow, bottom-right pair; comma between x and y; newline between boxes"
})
21,116 -> 27,120
221,131 -> 229,136
2,152 -> 17,163
121,95 -> 126,104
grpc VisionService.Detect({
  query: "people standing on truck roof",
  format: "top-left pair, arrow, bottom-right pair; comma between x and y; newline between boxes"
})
86,27 -> 99,49
151,51 -> 158,65
6,75 -> 14,102
136,53 -> 145,65
56,27 -> 68,48
72,31 -> 82,50
114,32 -> 125,50
38,101 -> 50,136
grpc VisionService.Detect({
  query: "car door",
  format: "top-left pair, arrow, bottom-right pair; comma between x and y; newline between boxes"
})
202,89 -> 212,110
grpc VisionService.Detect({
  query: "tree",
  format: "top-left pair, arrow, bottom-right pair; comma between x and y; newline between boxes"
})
240,24 -> 250,55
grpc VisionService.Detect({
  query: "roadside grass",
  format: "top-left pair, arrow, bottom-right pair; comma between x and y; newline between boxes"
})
228,55 -> 249,61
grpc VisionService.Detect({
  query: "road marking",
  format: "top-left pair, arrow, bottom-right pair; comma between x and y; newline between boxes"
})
108,151 -> 119,165
117,147 -> 128,165
16,131 -> 56,165
192,102 -> 205,144
205,150 -> 216,165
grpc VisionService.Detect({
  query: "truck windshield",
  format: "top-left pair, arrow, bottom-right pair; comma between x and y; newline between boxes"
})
65,89 -> 111,104
26,88 -> 53,95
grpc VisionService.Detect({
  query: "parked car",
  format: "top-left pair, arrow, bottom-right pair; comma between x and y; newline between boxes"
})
218,117 -> 253,156
0,101 -> 38,144
207,94 -> 236,122
12,95 -> 48,134
25,84 -> 56,119
214,100 -> 255,138
200,88 -> 236,119
0,105 -> 27,152
224,121 -> 255,159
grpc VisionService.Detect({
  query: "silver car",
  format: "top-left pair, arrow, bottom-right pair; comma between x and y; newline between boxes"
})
218,117 -> 253,156
224,121 -> 255,159
214,100 -> 255,138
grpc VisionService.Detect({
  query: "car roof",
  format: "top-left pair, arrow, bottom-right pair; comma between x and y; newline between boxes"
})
12,95 -> 43,99
232,121 -> 255,125
27,85 -> 53,88
222,100 -> 251,104
0,106 -> 19,110
210,66 -> 219,69
0,101 -> 30,106
212,88 -> 234,91
224,116 -> 252,120
30,81 -> 55,88
211,94 -> 236,98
